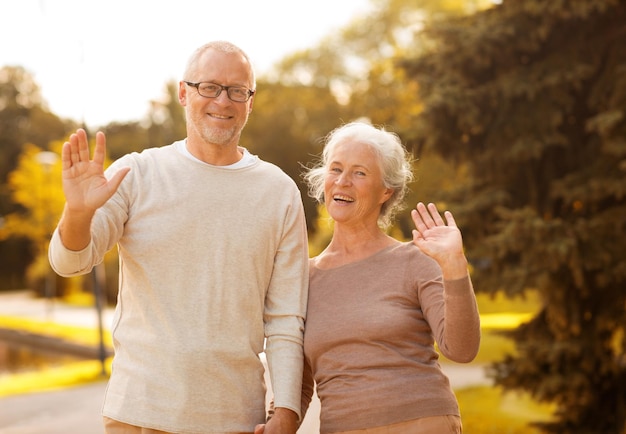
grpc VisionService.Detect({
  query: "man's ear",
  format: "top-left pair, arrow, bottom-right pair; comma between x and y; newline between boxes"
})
178,81 -> 187,106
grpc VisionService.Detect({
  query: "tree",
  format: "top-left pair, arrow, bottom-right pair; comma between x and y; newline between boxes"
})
0,66 -> 75,290
0,143 -> 64,294
0,136 -> 123,300
98,81 -> 186,160
241,81 -> 349,232
402,0 -> 626,432
266,0 -> 490,236
145,80 -> 187,148
0,66 -> 74,194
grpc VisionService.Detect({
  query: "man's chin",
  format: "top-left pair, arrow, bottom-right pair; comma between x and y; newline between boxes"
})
202,127 -> 236,146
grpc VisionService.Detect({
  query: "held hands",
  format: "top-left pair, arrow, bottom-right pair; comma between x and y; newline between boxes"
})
253,408 -> 298,434
61,128 -> 130,213
411,202 -> 468,280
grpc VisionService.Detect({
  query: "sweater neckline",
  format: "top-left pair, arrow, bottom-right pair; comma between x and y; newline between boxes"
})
311,242 -> 413,272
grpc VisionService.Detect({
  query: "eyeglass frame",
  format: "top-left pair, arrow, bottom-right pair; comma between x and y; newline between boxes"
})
183,81 -> 255,102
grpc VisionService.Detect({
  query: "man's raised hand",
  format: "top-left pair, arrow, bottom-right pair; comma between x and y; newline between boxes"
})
61,128 -> 130,213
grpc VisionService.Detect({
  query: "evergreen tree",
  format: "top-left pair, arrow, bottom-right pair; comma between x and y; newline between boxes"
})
402,0 -> 626,432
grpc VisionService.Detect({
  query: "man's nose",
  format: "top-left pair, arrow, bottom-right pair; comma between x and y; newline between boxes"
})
214,89 -> 232,103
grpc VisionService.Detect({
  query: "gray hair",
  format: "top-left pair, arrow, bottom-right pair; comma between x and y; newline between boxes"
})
183,41 -> 256,88
303,121 -> 414,229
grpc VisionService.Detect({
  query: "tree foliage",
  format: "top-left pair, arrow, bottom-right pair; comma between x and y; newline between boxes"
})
145,80 -> 187,147
241,81 -> 349,231
263,0 -> 486,236
100,80 -> 186,159
0,66 -> 73,207
0,143 -> 65,293
402,0 -> 626,432
0,136 -> 121,298
0,66 -> 75,289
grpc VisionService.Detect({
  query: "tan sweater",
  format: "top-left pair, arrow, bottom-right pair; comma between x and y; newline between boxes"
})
49,142 -> 309,433
302,242 -> 480,433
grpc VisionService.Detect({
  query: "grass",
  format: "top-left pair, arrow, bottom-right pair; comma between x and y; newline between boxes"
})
0,316 -> 113,348
0,315 -> 113,397
0,358 -> 111,397
458,386 -> 554,433
452,289 -> 556,432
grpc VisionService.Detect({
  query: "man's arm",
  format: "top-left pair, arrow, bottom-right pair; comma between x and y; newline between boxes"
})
57,128 -> 129,251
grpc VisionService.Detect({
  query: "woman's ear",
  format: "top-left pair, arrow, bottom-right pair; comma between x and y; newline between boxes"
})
380,187 -> 394,204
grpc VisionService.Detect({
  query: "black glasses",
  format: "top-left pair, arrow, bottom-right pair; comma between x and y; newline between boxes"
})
184,81 -> 255,102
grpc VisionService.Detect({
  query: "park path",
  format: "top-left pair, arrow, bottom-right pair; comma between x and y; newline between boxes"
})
0,290 -> 489,434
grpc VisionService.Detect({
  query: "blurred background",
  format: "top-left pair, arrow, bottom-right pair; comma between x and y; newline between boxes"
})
0,0 -> 625,433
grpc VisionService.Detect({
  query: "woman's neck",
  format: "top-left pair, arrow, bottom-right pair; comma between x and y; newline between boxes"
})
315,224 -> 398,269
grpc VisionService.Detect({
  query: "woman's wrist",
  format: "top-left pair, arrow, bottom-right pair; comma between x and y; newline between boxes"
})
439,253 -> 469,280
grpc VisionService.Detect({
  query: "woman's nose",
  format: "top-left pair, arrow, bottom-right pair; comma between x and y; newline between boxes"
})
336,172 -> 351,186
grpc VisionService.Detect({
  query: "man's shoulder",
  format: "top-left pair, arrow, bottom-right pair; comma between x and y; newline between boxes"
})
254,159 -> 295,181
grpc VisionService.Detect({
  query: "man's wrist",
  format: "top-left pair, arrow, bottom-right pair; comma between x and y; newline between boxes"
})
271,407 -> 299,428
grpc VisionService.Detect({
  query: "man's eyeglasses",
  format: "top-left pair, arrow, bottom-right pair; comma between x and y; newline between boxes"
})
184,81 -> 255,102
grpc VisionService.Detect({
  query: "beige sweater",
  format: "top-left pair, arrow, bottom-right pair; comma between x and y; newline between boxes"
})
302,242 -> 480,433
49,142 -> 309,433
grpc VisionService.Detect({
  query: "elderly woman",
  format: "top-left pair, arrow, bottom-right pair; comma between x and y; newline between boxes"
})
300,121 -> 480,434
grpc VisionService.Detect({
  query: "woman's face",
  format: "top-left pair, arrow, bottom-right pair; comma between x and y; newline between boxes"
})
324,140 -> 393,227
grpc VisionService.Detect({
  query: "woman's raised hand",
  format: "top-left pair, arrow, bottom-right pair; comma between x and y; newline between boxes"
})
411,202 -> 468,279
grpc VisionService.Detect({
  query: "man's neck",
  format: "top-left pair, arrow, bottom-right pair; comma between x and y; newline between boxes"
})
185,139 -> 243,166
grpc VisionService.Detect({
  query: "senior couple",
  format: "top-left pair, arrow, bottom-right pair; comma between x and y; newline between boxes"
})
49,40 -> 479,434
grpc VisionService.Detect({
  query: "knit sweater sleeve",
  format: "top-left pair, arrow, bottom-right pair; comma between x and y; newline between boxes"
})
48,155 -> 132,277
419,268 -> 481,363
263,183 -> 309,419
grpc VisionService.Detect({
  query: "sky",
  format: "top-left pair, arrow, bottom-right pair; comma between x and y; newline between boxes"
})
0,0 -> 372,128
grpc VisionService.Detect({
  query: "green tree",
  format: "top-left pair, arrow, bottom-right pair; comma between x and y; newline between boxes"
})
267,0 -> 489,237
99,81 -> 186,159
0,143 -> 64,294
145,80 -> 186,148
402,0 -> 626,432
0,137 -> 122,300
0,66 -> 74,194
0,65 -> 75,289
242,81 -> 348,232
99,121 -> 150,159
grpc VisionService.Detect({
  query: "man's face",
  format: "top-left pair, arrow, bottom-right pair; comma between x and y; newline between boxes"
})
179,48 -> 255,147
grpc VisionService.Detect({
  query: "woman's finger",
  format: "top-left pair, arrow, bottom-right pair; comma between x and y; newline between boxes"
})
427,202 -> 445,226
444,210 -> 457,228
